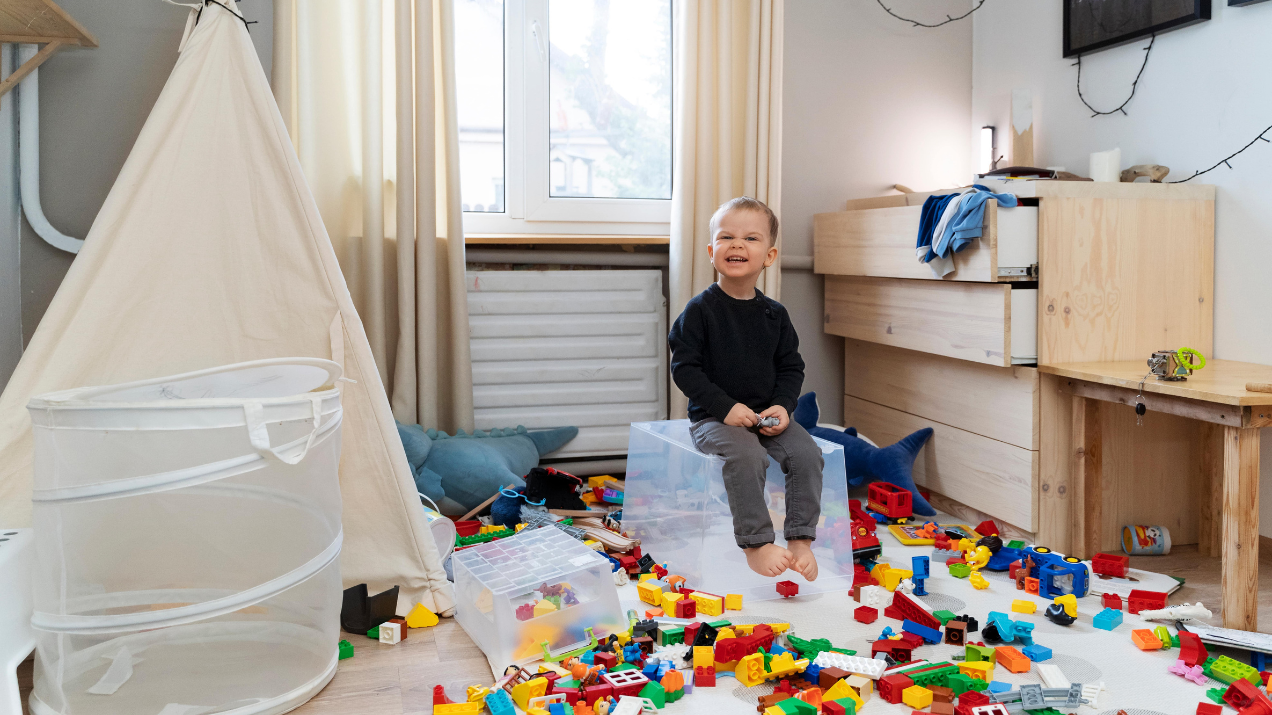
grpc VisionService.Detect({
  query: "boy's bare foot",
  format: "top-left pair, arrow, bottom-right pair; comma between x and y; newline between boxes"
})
744,543 -> 792,577
787,539 -> 819,581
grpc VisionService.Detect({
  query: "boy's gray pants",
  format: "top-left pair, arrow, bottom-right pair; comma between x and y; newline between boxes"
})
688,417 -> 824,548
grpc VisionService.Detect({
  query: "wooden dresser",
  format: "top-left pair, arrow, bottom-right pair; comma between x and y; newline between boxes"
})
814,180 -> 1216,555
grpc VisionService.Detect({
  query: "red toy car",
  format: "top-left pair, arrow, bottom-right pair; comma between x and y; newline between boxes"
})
867,482 -> 913,523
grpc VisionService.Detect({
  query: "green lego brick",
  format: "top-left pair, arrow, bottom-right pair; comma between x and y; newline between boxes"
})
946,673 -> 976,696
948,563 -> 971,578
657,627 -> 684,646
338,639 -> 354,659
965,644 -> 996,663
366,626 -> 380,639
612,663 -> 638,672
1209,655 -> 1262,685
1207,687 -> 1228,705
708,619 -> 733,629
1153,626 -> 1172,649
785,635 -> 856,662
828,697 -> 858,715
933,610 -> 956,625
909,663 -> 958,688
1171,634 -> 1181,647
639,681 -> 666,708
1023,709 -> 1063,715
1006,540 -> 1026,549
777,697 -> 817,715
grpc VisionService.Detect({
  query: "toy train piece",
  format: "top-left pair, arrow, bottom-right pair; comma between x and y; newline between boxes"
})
865,482 -> 913,523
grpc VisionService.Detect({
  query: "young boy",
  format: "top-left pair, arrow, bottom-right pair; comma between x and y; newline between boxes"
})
667,197 -> 823,580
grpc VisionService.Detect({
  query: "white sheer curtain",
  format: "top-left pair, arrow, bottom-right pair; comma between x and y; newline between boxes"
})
669,0 -> 784,418
272,0 -> 474,434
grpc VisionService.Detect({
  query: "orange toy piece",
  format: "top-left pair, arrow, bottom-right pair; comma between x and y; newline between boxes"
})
995,646 -> 1031,673
645,608 -> 664,618
1132,629 -> 1164,650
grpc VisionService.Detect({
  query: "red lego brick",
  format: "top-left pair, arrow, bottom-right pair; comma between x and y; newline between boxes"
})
878,673 -> 914,704
682,622 -> 701,646
958,690 -> 991,707
884,592 -> 941,630
1263,671 -> 1271,687
694,665 -> 715,687
897,631 -> 924,650
822,702 -> 848,715
1178,631 -> 1209,668
946,556 -> 967,566
1223,679 -> 1272,714
1196,703 -> 1223,715
582,682 -> 613,706
594,651 -> 617,669
872,639 -> 914,662
618,555 -> 639,574
1091,552 -> 1130,578
976,519 -> 999,536
1126,589 -> 1168,614
550,684 -> 581,705
602,669 -> 649,698
675,597 -> 697,618
854,605 -> 878,623
776,580 -> 799,598
433,684 -> 453,705
1101,592 -> 1123,610
652,564 -> 668,579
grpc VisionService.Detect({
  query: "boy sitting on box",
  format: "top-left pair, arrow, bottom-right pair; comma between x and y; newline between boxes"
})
668,197 -> 822,580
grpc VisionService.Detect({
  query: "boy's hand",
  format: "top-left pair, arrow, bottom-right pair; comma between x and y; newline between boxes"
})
723,402 -> 758,428
758,405 -> 789,436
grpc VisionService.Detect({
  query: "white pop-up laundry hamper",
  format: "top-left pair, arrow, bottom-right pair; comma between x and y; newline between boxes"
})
26,359 -> 345,715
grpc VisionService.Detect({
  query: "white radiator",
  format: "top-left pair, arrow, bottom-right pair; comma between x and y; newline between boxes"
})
467,270 -> 668,459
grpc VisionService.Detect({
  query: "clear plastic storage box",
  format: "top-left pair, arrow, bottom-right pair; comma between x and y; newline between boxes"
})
452,526 -> 627,671
622,420 -> 851,601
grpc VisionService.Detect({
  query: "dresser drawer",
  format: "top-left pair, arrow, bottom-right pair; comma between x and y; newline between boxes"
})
825,276 -> 1037,367
843,339 -> 1038,450
814,199 -> 1037,283
844,395 -> 1038,531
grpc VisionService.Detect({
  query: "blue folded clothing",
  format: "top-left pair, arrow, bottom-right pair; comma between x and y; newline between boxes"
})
931,184 -> 1018,258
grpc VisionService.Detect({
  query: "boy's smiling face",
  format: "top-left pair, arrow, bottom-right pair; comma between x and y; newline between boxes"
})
708,208 -> 778,285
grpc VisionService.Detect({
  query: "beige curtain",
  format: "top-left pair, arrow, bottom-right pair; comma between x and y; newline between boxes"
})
669,0 -> 784,418
273,0 -> 474,434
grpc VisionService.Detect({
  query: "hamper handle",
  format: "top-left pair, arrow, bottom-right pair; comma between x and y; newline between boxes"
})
244,395 -> 323,464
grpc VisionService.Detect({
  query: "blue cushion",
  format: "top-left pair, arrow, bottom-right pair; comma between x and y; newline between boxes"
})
791,392 -> 936,516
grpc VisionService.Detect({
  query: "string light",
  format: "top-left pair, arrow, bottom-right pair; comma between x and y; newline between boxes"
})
875,0 -> 985,28
1170,124 -> 1272,183
1074,34 -> 1154,117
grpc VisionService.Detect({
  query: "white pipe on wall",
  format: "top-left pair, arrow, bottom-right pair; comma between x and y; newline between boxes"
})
17,44 -> 83,255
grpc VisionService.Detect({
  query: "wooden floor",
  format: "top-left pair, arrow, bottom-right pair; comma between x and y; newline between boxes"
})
17,544 -> 1272,714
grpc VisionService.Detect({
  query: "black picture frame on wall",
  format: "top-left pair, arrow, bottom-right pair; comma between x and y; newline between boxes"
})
1063,0 -> 1211,57
1230,0 -> 1270,6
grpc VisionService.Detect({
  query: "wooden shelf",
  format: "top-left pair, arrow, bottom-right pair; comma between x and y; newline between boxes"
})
465,234 -> 669,246
0,0 -> 97,99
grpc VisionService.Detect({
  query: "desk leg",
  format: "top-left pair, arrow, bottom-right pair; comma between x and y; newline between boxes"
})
1070,395 -> 1102,559
1221,425 -> 1260,631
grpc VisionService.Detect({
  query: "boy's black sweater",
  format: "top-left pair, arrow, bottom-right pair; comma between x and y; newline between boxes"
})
668,283 -> 805,423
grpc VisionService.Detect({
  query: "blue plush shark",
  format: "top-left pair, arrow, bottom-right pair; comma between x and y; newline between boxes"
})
792,392 -> 936,516
396,423 -> 578,514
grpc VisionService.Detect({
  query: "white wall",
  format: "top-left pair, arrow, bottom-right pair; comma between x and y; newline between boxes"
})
782,0 -> 973,426
972,2 -> 1272,535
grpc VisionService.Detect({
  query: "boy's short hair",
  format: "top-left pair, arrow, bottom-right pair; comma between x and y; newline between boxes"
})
709,196 -> 779,245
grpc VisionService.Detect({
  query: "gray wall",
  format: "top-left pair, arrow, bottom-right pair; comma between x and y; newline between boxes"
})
780,0 -> 973,427
4,0 -> 272,374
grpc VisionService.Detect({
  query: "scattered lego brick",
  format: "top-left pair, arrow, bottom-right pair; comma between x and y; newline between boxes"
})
1127,589 -> 1168,615
405,602 -> 439,628
854,605 -> 878,624
995,646 -> 1030,673
1196,703 -> 1223,715
1092,608 -> 1123,631
776,580 -> 800,598
903,619 -> 943,644
338,639 -> 354,659
1022,644 -> 1052,662
878,673 -> 914,704
902,685 -> 934,709
726,593 -> 744,611
944,620 -> 967,646
1010,599 -> 1036,614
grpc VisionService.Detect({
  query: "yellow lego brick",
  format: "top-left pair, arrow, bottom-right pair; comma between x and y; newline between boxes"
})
902,685 -> 933,709
714,658 -> 739,673
736,653 -> 766,687
762,653 -> 809,681
660,592 -> 684,612
716,627 -> 736,640
824,680 -> 864,709
614,631 -> 631,646
638,572 -> 656,583
764,707 -> 786,715
511,677 -> 548,711
882,568 -> 913,591
689,592 -> 723,616
434,703 -> 483,714
1011,599 -> 1037,614
725,593 -> 743,611
845,674 -> 873,702
694,646 -> 715,669
405,602 -> 439,628
536,663 -> 568,677
1054,593 -> 1077,617
532,599 -> 558,617
958,661 -> 993,681
588,475 -> 611,489
466,684 -> 490,701
584,540 -> 603,551
637,581 -> 663,605
870,562 -> 892,583
526,709 -> 549,715
766,622 -> 791,634
733,624 -> 756,635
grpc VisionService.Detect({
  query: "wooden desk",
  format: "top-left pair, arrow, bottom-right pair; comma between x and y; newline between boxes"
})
1040,359 -> 1272,630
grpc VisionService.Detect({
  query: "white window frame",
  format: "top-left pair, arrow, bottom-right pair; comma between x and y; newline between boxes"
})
461,0 -> 674,236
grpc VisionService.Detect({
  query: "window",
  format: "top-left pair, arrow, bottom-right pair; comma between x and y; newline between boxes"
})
456,0 -> 674,234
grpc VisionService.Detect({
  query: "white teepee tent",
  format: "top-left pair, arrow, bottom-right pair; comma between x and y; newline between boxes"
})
0,1 -> 454,614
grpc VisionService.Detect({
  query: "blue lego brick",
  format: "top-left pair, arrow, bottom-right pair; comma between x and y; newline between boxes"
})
1022,644 -> 1052,662
805,663 -> 823,683
911,555 -> 931,579
903,619 -> 943,644
988,681 -> 1013,694
1013,619 -> 1036,647
549,704 -> 565,715
486,690 -> 515,715
1093,608 -> 1123,631
581,651 -> 596,665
